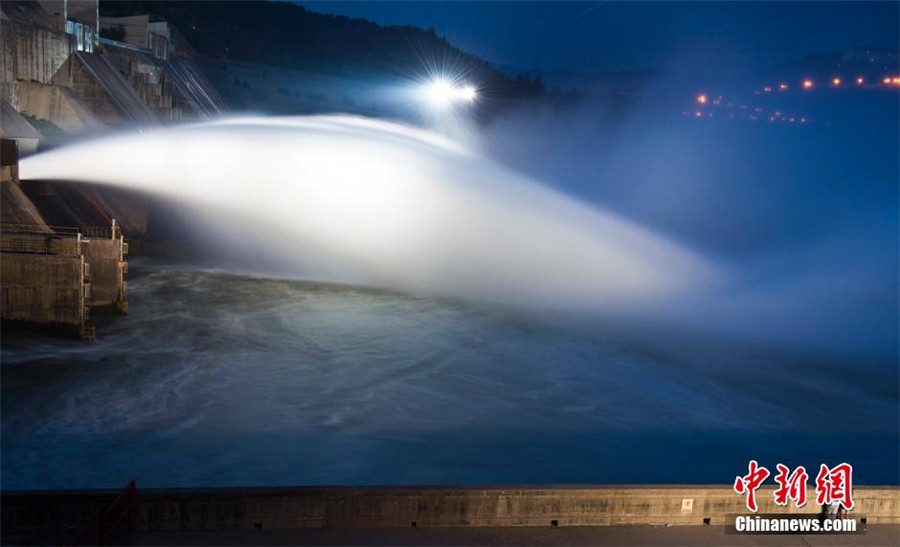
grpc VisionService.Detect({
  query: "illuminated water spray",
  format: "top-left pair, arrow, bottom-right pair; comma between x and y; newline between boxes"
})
20,116 -> 715,308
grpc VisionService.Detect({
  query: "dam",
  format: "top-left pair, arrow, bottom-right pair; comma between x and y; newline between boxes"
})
1,1 -> 897,546
1,137 -> 128,337
0,0 -> 224,337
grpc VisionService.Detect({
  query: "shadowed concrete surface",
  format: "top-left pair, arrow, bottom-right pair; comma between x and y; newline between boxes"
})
5,526 -> 899,547
3,486 -> 898,532
3,486 -> 898,546
108,525 -> 900,546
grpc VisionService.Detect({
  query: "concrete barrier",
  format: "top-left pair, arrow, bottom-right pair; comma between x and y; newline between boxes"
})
2,485 -> 898,537
80,220 -> 128,312
0,251 -> 91,336
0,219 -> 128,335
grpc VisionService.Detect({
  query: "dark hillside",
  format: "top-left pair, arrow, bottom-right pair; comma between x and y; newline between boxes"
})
99,1 -> 543,99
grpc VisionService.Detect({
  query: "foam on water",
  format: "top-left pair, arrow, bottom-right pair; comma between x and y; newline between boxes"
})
2,265 -> 895,488
20,115 -> 715,308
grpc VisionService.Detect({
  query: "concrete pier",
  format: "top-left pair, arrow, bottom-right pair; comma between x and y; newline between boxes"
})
0,221 -> 128,337
0,249 -> 92,337
79,219 -> 129,313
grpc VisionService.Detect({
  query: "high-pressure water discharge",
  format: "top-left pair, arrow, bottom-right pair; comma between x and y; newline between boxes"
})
19,115 -> 716,309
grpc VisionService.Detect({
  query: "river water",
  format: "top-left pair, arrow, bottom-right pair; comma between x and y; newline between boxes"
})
2,259 -> 896,489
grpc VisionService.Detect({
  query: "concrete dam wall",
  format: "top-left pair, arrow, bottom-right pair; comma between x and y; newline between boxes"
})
0,21 -> 72,84
2,484 -> 898,539
0,214 -> 129,337
0,250 -> 89,334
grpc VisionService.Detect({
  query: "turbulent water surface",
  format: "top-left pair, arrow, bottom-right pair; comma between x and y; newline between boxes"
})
2,260 -> 896,489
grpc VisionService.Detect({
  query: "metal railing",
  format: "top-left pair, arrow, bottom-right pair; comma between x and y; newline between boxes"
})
0,235 -> 76,255
0,222 -> 118,240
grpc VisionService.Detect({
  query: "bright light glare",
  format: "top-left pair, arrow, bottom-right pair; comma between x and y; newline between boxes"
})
696,94 -> 708,104
803,79 -> 813,89
422,79 -> 478,109
426,79 -> 456,106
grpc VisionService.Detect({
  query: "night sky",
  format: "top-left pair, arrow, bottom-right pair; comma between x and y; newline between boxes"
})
297,1 -> 899,73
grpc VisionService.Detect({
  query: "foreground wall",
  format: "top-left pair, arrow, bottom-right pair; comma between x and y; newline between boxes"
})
2,485 -> 898,537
